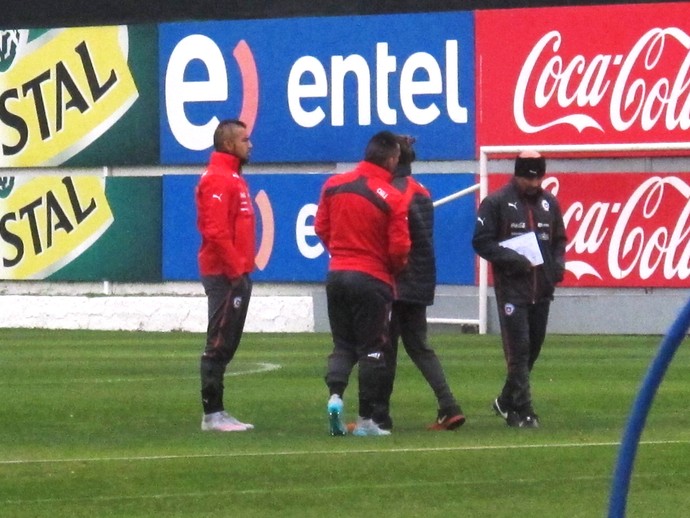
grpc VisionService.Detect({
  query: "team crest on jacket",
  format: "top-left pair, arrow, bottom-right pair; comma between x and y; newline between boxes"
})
542,200 -> 550,211
504,303 -> 515,316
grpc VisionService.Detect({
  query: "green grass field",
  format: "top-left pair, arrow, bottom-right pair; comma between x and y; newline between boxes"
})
2,329 -> 690,517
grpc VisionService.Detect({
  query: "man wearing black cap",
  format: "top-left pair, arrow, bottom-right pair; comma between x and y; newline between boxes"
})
472,150 -> 567,428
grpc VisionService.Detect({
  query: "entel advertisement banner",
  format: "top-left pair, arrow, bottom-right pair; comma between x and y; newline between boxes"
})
159,13 -> 475,164
163,173 -> 476,284
488,172 -> 690,287
0,26 -> 158,167
476,3 -> 690,148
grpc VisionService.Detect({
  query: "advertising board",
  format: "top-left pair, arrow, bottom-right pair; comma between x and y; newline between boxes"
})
159,13 -> 476,164
476,3 -> 690,150
488,172 -> 690,287
163,172 -> 477,284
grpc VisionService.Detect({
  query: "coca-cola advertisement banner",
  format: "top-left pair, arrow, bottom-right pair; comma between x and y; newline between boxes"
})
487,172 -> 690,287
476,3 -> 690,150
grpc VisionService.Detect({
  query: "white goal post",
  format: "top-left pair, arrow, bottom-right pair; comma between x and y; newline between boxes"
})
429,142 -> 690,335
428,182 -> 483,331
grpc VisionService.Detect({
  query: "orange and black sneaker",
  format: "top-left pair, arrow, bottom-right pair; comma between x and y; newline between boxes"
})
427,406 -> 466,431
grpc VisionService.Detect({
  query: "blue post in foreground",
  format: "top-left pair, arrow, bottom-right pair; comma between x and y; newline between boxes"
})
608,297 -> 690,517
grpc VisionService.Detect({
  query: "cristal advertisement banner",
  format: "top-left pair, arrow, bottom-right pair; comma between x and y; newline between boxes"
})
476,3 -> 690,149
487,173 -> 690,287
0,175 -> 161,280
163,173 -> 476,284
159,12 -> 476,164
0,25 -> 158,167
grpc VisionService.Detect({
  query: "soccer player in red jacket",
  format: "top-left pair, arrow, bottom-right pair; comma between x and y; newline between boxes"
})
195,119 -> 255,432
315,131 -> 411,436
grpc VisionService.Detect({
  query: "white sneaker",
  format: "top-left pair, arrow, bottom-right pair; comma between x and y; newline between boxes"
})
201,411 -> 249,432
352,417 -> 391,436
220,411 -> 254,430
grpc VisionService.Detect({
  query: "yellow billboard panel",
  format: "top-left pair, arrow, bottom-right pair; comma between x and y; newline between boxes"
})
0,175 -> 113,279
0,26 -> 138,166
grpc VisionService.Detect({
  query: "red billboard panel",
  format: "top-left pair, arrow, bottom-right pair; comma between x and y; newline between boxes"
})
476,3 -> 690,150
487,173 -> 690,287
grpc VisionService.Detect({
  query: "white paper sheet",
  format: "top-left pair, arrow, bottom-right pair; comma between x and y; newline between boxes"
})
499,231 -> 544,266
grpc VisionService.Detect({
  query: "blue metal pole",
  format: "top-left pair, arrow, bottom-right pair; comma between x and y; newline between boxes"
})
608,297 -> 690,517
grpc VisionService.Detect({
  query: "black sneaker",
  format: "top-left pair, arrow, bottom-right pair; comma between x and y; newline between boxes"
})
506,410 -> 522,427
492,397 -> 510,421
520,414 -> 540,428
506,410 -> 540,429
428,405 -> 466,430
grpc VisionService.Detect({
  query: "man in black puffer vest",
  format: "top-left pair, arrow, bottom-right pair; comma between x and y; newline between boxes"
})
375,136 -> 466,431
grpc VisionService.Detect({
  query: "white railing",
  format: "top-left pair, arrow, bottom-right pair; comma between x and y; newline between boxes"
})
428,181 -> 485,333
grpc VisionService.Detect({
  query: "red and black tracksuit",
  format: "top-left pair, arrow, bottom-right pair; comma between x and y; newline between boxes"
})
472,178 -> 567,417
196,151 -> 255,415
315,161 -> 410,420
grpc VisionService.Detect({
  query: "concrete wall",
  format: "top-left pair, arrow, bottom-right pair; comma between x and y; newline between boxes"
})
428,285 -> 688,335
0,281 -> 686,335
0,282 -> 316,333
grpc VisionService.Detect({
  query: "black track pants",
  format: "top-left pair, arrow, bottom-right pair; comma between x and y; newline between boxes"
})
496,298 -> 550,413
380,301 -> 458,418
324,270 -> 393,419
200,274 -> 252,414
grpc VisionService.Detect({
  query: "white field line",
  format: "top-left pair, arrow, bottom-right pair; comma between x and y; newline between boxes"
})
2,473 -> 650,506
0,362 -> 281,386
92,361 -> 282,383
2,439 -> 689,466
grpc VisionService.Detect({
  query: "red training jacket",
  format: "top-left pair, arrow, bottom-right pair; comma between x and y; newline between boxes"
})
195,151 -> 256,279
315,161 -> 411,287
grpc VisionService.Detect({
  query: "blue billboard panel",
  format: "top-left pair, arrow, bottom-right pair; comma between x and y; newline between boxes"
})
163,172 -> 476,285
159,12 -> 475,164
